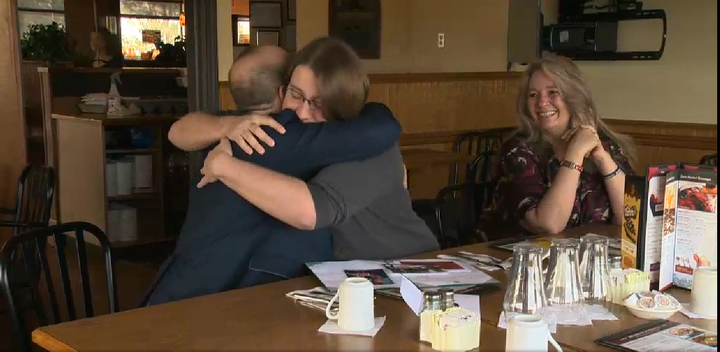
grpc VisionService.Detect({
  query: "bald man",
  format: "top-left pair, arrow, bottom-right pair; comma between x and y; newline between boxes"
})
141,47 -> 401,306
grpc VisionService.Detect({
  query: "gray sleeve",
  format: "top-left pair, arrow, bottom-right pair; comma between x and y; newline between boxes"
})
308,144 -> 405,229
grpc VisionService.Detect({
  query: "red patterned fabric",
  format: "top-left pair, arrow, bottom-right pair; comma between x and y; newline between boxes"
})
479,133 -> 635,240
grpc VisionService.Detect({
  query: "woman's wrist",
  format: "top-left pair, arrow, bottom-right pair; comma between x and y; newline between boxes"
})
593,149 -> 617,174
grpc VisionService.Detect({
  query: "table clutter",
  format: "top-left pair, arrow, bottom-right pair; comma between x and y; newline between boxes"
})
284,230 -> 715,351
30,225 -> 716,352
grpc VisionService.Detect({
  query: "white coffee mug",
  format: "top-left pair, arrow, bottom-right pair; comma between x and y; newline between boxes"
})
325,277 -> 375,331
505,314 -> 563,352
691,266 -> 717,317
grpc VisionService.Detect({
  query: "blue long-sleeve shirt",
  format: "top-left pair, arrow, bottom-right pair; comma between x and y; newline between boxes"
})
144,103 -> 401,305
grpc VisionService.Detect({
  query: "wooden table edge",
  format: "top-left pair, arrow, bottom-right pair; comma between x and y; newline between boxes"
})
32,328 -> 79,352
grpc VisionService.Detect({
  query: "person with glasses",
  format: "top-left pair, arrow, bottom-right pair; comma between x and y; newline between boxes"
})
169,37 -> 439,289
141,41 -> 401,306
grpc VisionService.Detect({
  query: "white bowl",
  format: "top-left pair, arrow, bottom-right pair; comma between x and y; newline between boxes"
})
626,303 -> 681,320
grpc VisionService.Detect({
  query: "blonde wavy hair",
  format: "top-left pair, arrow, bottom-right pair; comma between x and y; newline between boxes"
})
515,54 -> 636,162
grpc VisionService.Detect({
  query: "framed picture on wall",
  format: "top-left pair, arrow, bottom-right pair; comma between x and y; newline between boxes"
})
250,1 -> 282,28
232,15 -> 251,46
285,23 -> 296,52
287,0 -> 296,21
256,29 -> 280,46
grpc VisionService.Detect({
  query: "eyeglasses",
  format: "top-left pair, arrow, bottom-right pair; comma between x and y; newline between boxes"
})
286,86 -> 322,111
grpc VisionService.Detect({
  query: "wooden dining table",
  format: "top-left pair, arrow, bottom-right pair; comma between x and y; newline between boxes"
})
32,224 -> 717,352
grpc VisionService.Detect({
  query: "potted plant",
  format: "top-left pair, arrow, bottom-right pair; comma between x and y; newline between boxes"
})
154,35 -> 186,67
20,22 -> 74,65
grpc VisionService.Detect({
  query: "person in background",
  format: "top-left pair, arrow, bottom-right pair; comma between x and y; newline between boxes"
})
170,38 -> 439,286
90,28 -> 123,68
141,42 -> 401,306
480,54 -> 636,240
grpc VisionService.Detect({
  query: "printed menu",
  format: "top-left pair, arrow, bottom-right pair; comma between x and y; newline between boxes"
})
659,164 -> 718,290
621,164 -> 679,285
595,320 -> 717,352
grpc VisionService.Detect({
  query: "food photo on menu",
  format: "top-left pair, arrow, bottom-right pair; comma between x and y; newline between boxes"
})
596,320 -> 717,352
658,164 -> 718,290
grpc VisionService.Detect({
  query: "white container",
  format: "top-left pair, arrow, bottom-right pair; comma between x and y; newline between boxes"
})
690,266 -> 717,317
105,161 -> 118,197
115,158 -> 134,196
625,304 -> 681,320
117,205 -> 138,242
133,154 -> 153,189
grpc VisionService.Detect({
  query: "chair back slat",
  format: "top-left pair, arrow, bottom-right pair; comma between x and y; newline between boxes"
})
450,129 -> 512,185
0,222 -> 118,352
54,233 -> 78,322
10,165 -> 55,236
32,235 -> 60,325
74,228 -> 95,318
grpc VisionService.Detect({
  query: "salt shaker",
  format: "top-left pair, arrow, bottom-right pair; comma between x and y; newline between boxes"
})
419,291 -> 443,343
438,288 -> 458,310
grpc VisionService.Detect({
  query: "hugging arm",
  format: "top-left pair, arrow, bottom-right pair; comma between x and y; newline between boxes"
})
168,111 -> 235,151
231,102 -> 401,170
211,103 -> 402,229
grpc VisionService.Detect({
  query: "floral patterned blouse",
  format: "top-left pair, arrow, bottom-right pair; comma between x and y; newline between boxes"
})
479,133 -> 635,240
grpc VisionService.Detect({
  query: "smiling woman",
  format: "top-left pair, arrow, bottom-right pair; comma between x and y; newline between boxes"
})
479,54 -> 636,240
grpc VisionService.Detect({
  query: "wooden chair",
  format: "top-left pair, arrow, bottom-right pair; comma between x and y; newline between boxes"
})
0,222 -> 118,351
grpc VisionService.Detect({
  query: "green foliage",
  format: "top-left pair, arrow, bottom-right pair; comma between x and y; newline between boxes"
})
154,35 -> 186,66
20,22 -> 74,64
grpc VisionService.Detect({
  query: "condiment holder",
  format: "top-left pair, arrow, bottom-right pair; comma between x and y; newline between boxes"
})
623,291 -> 682,320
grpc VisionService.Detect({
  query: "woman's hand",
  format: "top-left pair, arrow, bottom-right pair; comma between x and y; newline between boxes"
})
198,138 -> 233,188
563,125 -> 603,160
223,114 -> 286,155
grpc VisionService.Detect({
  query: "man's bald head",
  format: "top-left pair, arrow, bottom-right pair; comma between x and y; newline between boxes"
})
228,45 -> 288,114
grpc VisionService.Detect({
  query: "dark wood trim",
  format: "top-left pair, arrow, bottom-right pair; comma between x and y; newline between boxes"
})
369,72 -> 522,84
185,0 -> 219,179
604,118 -> 718,133
399,131 -> 464,146
399,121 -> 718,152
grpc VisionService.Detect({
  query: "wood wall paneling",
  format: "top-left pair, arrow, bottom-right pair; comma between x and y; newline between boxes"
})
218,72 -> 717,199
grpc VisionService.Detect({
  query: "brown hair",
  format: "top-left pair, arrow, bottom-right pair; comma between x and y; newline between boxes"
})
516,54 -> 636,161
285,37 -> 368,121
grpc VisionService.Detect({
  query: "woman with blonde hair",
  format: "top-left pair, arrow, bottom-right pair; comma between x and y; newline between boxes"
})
483,54 -> 635,238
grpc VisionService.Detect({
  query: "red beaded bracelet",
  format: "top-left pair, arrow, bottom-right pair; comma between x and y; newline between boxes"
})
560,160 -> 584,172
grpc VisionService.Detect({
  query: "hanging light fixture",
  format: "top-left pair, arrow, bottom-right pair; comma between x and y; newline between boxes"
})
179,3 -> 186,37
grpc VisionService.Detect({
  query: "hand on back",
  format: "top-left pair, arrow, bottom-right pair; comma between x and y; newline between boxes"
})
223,114 -> 286,155
198,138 -> 233,188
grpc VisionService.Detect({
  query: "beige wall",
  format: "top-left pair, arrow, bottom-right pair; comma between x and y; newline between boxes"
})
559,0 -> 716,124
217,0 -> 234,80
296,0 -> 717,124
297,0 -> 508,73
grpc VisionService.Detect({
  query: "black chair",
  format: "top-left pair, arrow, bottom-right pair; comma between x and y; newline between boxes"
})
0,222 -> 118,351
449,128 -> 514,185
434,152 -> 496,248
0,164 -> 56,236
700,153 -> 717,166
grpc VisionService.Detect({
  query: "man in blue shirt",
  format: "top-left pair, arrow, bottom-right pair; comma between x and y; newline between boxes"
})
141,46 -> 400,306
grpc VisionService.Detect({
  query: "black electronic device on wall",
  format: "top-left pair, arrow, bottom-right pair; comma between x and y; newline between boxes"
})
328,0 -> 381,59
507,0 -> 667,64
548,0 -> 666,61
